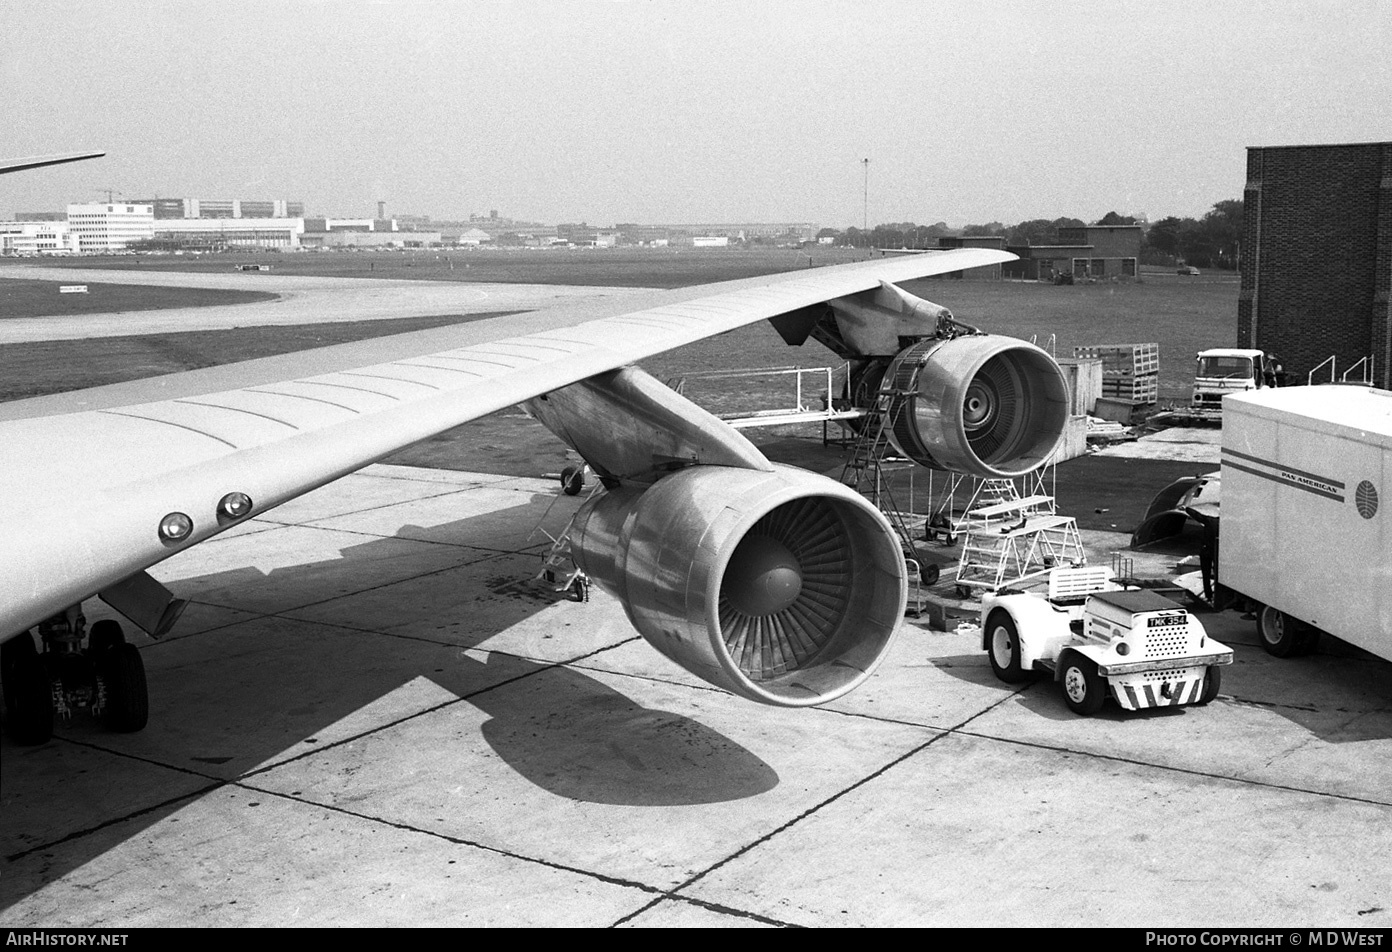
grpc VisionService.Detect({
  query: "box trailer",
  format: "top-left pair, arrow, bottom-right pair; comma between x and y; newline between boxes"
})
1216,386 -> 1392,659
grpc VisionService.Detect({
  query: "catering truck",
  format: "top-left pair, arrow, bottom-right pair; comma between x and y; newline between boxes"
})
1196,386 -> 1392,660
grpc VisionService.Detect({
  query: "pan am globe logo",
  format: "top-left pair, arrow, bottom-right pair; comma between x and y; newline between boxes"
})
1355,480 -> 1379,519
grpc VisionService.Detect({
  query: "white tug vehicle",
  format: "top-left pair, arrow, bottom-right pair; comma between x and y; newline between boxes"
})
981,566 -> 1233,715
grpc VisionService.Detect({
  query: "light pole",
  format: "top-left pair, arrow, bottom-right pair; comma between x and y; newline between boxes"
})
862,158 -> 869,235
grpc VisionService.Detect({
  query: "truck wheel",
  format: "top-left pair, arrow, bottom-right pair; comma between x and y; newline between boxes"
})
986,611 -> 1028,683
1195,666 -> 1222,705
1256,605 -> 1312,658
1059,655 -> 1105,715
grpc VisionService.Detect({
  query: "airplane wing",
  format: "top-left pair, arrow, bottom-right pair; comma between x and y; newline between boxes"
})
0,151 -> 105,175
2,247 -> 1035,715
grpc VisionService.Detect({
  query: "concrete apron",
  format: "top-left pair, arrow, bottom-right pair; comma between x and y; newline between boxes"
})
1,465 -> 1389,927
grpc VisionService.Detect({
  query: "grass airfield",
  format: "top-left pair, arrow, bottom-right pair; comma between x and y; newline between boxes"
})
2,248 -> 1239,503
1,249 -> 1388,928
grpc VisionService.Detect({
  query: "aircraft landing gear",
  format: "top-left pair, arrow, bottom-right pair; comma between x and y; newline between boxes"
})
1,608 -> 148,745
2,632 -> 53,745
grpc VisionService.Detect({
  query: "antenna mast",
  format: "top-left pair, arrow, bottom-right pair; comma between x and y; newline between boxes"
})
862,158 -> 869,232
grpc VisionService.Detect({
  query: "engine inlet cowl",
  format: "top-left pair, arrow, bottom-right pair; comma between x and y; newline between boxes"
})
885,335 -> 1070,478
569,464 -> 906,706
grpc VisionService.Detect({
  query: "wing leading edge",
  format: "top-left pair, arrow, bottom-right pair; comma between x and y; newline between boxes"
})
0,248 -> 1012,640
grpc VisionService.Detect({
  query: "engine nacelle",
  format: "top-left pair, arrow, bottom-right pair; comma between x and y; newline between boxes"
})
569,464 -> 905,706
884,335 -> 1069,479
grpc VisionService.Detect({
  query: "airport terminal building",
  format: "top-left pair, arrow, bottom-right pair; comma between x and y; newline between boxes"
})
0,220 -> 81,254
61,200 -> 307,251
150,216 -> 305,250
65,203 -> 156,252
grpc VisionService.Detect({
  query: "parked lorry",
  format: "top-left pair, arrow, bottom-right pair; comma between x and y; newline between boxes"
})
1183,386 -> 1392,660
982,566 -> 1232,715
1181,348 -> 1284,421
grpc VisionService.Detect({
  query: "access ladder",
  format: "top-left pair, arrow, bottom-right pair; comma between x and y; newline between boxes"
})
838,386 -> 937,608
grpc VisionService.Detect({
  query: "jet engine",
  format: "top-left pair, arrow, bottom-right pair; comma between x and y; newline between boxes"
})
568,464 -> 905,707
881,335 -> 1069,479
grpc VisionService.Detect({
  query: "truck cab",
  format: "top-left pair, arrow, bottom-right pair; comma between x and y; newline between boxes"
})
1189,348 -> 1281,420
981,566 -> 1232,715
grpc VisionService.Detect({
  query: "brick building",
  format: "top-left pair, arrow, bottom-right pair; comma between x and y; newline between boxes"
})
1239,142 -> 1392,389
999,225 -> 1141,281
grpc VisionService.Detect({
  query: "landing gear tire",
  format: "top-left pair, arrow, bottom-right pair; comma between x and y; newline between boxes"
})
986,611 -> 1028,683
1195,665 -> 1221,706
2,633 -> 55,745
88,619 -> 126,657
560,466 -> 584,496
1256,605 -> 1319,658
919,562 -> 940,587
102,643 -> 148,733
1059,655 -> 1105,716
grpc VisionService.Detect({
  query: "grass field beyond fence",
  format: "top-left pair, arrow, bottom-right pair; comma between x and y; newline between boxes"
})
0,250 -> 1240,530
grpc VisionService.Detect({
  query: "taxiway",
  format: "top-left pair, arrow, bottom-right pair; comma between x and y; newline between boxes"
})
0,265 -> 648,343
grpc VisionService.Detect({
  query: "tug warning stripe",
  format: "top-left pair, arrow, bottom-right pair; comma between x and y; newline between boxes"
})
1116,677 -> 1203,710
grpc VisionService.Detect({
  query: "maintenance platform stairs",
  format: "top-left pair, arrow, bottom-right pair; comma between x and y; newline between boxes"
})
952,479 -> 1085,597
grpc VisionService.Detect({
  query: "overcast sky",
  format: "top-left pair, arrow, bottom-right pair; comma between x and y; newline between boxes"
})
4,1 -> 1389,228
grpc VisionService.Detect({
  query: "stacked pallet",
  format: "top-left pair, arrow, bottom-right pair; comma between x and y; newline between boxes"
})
1073,343 -> 1158,406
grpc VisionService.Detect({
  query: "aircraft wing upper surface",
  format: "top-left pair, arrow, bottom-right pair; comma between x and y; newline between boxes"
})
0,247 -> 1011,639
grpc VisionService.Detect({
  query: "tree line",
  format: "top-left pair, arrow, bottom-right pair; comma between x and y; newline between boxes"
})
819,199 -> 1244,269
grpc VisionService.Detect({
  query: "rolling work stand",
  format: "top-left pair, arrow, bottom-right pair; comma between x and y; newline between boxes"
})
951,479 -> 1086,598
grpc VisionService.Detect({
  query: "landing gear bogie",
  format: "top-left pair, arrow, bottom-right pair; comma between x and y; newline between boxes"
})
2,612 -> 149,745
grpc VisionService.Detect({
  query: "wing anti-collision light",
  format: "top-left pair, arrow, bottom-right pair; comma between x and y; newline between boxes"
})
217,492 -> 254,522
158,512 -> 193,545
